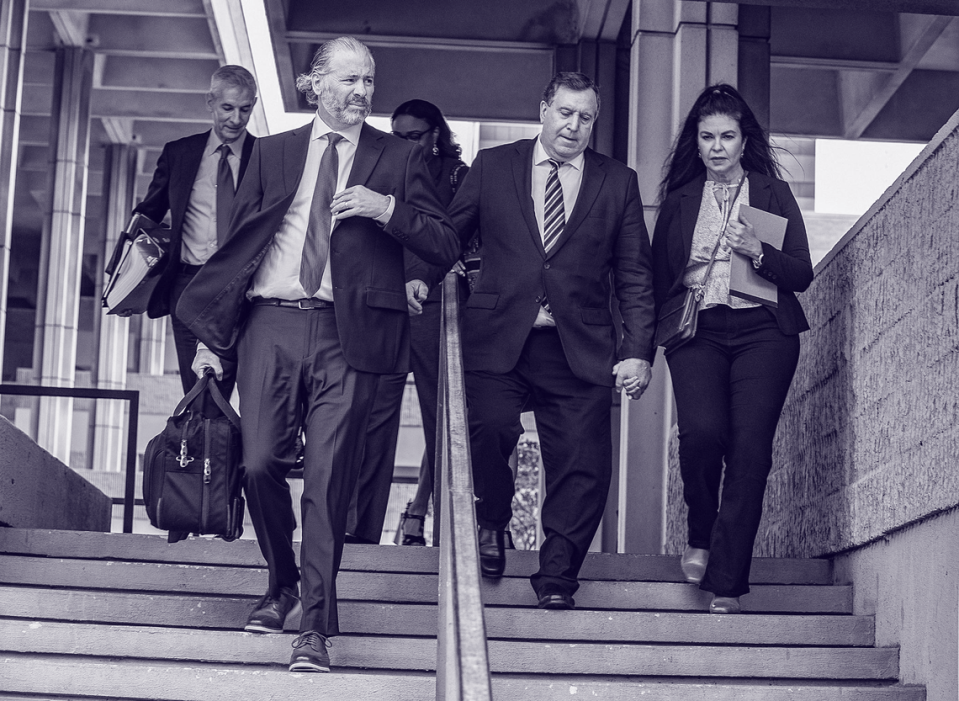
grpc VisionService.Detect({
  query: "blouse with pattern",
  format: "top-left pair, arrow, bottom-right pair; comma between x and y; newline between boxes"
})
682,178 -> 760,310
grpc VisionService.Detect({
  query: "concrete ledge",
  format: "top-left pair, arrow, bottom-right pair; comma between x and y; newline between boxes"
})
0,416 -> 111,531
832,507 -> 959,701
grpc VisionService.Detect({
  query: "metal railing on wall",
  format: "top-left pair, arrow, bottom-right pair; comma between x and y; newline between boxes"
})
0,384 -> 140,533
435,272 -> 493,700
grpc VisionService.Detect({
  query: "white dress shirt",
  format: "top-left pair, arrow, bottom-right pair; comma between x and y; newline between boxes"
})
530,137 -> 585,326
180,130 -> 243,265
249,116 -> 393,302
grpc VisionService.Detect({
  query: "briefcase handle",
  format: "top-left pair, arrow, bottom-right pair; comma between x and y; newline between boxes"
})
172,370 -> 240,429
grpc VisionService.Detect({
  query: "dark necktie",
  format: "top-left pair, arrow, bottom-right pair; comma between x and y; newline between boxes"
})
543,158 -> 565,252
300,133 -> 343,297
215,144 -> 235,246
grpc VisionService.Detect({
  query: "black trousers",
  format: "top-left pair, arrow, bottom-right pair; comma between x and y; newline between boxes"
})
408,299 -> 442,494
666,305 -> 800,598
170,265 -> 236,397
347,371 -> 406,543
237,305 -> 377,636
466,328 -> 612,597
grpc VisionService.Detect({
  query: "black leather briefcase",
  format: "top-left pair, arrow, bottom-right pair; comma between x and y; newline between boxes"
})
142,372 -> 244,543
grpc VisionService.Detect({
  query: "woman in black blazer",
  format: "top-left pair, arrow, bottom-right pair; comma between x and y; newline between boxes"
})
389,99 -> 471,546
651,84 -> 813,613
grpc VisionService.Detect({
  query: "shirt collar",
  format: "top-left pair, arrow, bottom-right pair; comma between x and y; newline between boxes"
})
312,114 -> 364,147
206,130 -> 244,158
533,136 -> 585,171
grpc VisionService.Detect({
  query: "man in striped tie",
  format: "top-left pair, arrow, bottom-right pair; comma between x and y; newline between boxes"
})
416,72 -> 657,609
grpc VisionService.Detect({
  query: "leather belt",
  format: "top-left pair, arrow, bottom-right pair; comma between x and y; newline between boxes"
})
251,297 -> 334,310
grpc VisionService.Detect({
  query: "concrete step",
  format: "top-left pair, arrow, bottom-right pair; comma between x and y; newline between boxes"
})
0,654 -> 926,701
0,619 -> 901,680
0,585 -> 875,646
0,527 -> 833,584
0,653 -> 435,700
0,528 -> 918,699
0,554 -> 851,613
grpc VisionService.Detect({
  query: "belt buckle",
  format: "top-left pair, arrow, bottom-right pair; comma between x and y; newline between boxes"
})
298,299 -> 313,310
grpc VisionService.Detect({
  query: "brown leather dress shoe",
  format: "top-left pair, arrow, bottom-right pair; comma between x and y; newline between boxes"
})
478,527 -> 507,578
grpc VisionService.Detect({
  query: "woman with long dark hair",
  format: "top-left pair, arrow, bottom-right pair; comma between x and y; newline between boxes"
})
390,99 -> 472,546
651,84 -> 813,613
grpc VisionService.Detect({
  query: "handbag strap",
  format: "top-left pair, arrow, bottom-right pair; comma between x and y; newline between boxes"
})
698,171 -> 747,290
172,370 -> 241,430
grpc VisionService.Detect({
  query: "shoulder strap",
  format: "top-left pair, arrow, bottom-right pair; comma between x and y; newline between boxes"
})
699,171 -> 747,287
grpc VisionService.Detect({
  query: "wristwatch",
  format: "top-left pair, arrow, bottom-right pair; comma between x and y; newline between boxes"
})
752,253 -> 764,269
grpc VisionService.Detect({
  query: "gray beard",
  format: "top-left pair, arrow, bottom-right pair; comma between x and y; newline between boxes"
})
321,92 -> 371,126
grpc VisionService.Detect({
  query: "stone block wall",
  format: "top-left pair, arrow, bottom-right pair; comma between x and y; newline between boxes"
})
664,109 -> 959,558
760,110 -> 959,557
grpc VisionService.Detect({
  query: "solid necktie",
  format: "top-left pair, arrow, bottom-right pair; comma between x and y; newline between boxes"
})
300,133 -> 342,297
542,158 -> 565,252
215,144 -> 235,246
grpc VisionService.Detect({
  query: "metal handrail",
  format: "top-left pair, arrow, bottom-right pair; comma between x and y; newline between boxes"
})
0,383 -> 140,533
435,272 -> 493,700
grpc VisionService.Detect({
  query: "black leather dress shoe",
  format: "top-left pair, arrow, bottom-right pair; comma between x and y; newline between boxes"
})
478,527 -> 506,578
537,585 -> 575,610
244,586 -> 300,633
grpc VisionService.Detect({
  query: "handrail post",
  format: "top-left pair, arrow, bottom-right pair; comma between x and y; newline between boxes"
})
123,391 -> 139,533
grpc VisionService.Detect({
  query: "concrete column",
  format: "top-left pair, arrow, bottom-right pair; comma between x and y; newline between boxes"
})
619,0 -> 740,554
93,145 -> 136,472
35,47 -> 93,464
0,0 -> 27,379
139,316 -> 166,375
737,5 -> 772,130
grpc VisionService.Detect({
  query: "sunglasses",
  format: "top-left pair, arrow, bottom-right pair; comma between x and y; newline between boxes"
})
392,130 -> 428,142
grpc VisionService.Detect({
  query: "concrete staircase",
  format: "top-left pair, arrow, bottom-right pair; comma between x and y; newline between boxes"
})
0,528 -> 925,700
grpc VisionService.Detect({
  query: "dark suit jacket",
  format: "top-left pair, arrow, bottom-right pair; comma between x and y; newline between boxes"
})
175,122 -> 459,375
651,171 -> 813,336
433,139 -> 657,387
135,130 -> 256,318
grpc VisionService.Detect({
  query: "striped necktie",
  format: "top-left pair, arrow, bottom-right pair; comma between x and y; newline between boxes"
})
543,158 -> 565,252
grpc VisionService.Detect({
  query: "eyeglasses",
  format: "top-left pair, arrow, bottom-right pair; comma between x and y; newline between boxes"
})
392,130 -> 427,142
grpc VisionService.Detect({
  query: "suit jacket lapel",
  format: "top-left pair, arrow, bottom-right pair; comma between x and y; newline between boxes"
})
347,123 -> 385,188
174,131 -> 208,208
511,140 -> 542,255
547,149 -> 605,259
282,124 -> 313,194
746,171 -> 772,211
237,132 -> 255,185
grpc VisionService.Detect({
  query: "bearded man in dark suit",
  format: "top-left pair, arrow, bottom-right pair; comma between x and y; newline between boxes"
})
177,37 -> 457,673
415,72 -> 656,610
134,64 -> 257,396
